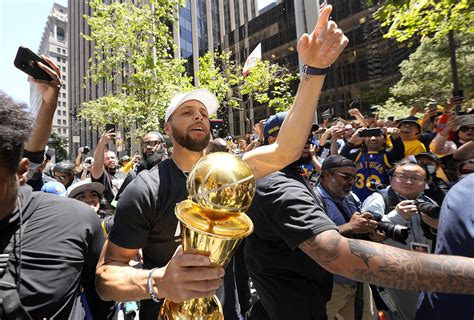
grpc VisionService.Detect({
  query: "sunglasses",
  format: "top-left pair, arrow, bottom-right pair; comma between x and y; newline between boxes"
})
459,126 -> 474,132
331,171 -> 359,182
141,140 -> 162,148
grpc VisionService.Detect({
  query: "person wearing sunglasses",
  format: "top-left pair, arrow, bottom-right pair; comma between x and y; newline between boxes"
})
316,155 -> 380,320
53,160 -> 77,189
115,131 -> 166,202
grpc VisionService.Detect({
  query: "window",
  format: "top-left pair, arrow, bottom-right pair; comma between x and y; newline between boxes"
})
62,49 -> 66,54
57,27 -> 65,41
62,66 -> 66,71
57,119 -> 61,125
57,48 -> 61,53
62,75 -> 66,80
62,120 -> 67,125
62,110 -> 66,116
62,93 -> 66,98
57,57 -> 61,63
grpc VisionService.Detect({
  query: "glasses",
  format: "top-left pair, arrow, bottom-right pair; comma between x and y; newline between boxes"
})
459,126 -> 474,132
142,140 -> 161,148
393,173 -> 425,183
54,175 -> 69,181
331,171 -> 359,182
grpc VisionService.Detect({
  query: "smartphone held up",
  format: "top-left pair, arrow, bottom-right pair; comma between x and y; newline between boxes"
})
14,46 -> 53,81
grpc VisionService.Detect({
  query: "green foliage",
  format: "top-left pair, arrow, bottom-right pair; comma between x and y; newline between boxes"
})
81,0 -> 192,135
374,0 -> 473,43
389,33 -> 473,103
372,97 -> 412,120
196,50 -> 298,113
49,132 -> 68,161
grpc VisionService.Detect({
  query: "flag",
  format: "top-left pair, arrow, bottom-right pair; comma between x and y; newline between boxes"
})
242,43 -> 262,76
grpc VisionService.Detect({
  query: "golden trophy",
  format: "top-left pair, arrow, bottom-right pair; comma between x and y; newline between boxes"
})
159,152 -> 255,320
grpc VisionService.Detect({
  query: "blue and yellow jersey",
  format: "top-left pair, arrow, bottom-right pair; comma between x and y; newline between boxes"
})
353,150 -> 393,202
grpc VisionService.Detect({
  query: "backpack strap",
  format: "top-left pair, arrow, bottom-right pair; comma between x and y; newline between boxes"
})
376,187 -> 400,215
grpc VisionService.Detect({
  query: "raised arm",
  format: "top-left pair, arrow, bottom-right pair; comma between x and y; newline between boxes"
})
91,130 -> 114,179
300,229 -> 474,294
24,56 -> 61,152
243,5 -> 349,179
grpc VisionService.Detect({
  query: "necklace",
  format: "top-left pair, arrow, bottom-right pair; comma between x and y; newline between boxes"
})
171,158 -> 189,178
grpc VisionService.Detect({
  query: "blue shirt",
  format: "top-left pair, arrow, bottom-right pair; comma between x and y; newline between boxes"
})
317,184 -> 361,285
416,174 -> 474,320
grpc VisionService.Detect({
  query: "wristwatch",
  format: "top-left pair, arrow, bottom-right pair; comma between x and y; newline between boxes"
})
301,64 -> 330,76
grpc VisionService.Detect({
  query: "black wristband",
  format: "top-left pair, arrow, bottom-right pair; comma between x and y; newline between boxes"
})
302,64 -> 330,76
148,267 -> 162,303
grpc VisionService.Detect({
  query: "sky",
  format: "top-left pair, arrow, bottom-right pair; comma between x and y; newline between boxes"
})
0,0 -> 273,105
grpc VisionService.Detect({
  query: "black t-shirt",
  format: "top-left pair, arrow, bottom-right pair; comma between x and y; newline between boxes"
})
109,159 -> 187,319
92,169 -> 126,203
244,166 -> 337,320
0,186 -> 112,319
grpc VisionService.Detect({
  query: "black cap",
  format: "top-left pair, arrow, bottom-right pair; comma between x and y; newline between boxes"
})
415,152 -> 440,163
397,116 -> 421,130
321,155 -> 356,171
53,160 -> 75,173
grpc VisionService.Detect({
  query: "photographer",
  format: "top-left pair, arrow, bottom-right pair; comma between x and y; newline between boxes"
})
362,159 -> 439,319
75,146 -> 93,180
340,126 -> 404,202
316,156 -> 379,320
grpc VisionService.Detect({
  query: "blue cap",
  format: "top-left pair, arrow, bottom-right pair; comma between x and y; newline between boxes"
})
41,181 -> 67,197
263,112 -> 287,143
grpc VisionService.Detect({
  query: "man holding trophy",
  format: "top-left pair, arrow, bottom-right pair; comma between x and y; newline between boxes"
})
96,5 -> 348,319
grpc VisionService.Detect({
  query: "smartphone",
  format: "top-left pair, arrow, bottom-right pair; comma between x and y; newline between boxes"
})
105,123 -> 116,133
14,46 -> 53,81
359,128 -> 383,137
387,116 -> 395,122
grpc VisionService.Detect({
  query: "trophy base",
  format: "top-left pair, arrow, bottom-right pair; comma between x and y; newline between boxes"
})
159,296 -> 223,320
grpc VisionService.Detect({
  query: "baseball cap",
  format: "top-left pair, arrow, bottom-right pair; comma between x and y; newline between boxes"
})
53,160 -> 75,173
415,152 -> 440,163
165,89 -> 219,122
397,116 -> 421,130
321,155 -> 356,171
458,114 -> 474,127
67,179 -> 104,199
263,112 -> 319,143
41,181 -> 67,197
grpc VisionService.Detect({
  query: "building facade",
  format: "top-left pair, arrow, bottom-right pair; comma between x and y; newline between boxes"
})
30,3 -> 69,149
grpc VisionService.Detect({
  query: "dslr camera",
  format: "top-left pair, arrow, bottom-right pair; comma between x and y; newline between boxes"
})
372,214 -> 410,244
413,199 -> 440,219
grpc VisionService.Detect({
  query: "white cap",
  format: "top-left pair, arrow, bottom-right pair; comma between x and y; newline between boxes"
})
165,89 -> 219,122
67,178 -> 104,199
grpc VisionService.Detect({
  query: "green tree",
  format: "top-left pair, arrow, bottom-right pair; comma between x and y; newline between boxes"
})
79,0 -> 192,135
196,51 -> 299,113
48,132 -> 68,162
389,33 -> 473,104
372,97 -> 412,120
373,0 -> 472,43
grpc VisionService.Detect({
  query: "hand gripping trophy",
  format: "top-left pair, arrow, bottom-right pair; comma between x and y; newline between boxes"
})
159,152 -> 255,319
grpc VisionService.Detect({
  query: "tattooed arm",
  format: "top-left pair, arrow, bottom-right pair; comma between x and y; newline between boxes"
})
299,229 -> 474,293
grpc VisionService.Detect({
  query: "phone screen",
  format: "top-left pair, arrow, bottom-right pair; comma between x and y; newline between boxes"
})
105,123 -> 116,132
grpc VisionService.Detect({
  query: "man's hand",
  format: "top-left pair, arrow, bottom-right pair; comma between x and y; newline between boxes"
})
346,212 -> 378,234
348,127 -> 365,146
386,127 -> 401,140
28,55 -> 61,106
309,144 -> 318,158
254,120 -> 265,141
348,108 -> 362,117
154,246 -> 224,303
297,5 -> 348,69
420,213 -> 439,229
395,200 -> 418,219
99,130 -> 116,145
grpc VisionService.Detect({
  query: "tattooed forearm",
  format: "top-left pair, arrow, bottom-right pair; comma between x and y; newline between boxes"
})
300,230 -> 342,264
346,239 -> 474,294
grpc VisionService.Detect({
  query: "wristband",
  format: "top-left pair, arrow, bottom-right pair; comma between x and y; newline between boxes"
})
148,267 -> 162,303
302,64 -> 330,76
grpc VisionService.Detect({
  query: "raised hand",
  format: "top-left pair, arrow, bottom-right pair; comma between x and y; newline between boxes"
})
28,55 -> 62,106
297,5 -> 349,69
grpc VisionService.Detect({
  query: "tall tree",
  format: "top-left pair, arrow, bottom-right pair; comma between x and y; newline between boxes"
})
373,0 -> 472,43
79,0 -> 192,135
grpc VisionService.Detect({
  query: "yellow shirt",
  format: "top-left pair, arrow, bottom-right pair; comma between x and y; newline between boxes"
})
403,139 -> 426,157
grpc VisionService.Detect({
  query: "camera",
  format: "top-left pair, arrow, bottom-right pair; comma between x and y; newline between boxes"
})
82,146 -> 90,154
413,199 -> 440,219
372,215 -> 410,244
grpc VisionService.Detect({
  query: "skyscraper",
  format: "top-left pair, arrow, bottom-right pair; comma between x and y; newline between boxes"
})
31,3 -> 69,149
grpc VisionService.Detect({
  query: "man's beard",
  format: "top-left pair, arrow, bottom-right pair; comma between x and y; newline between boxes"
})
172,125 -> 210,152
143,151 -> 163,169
